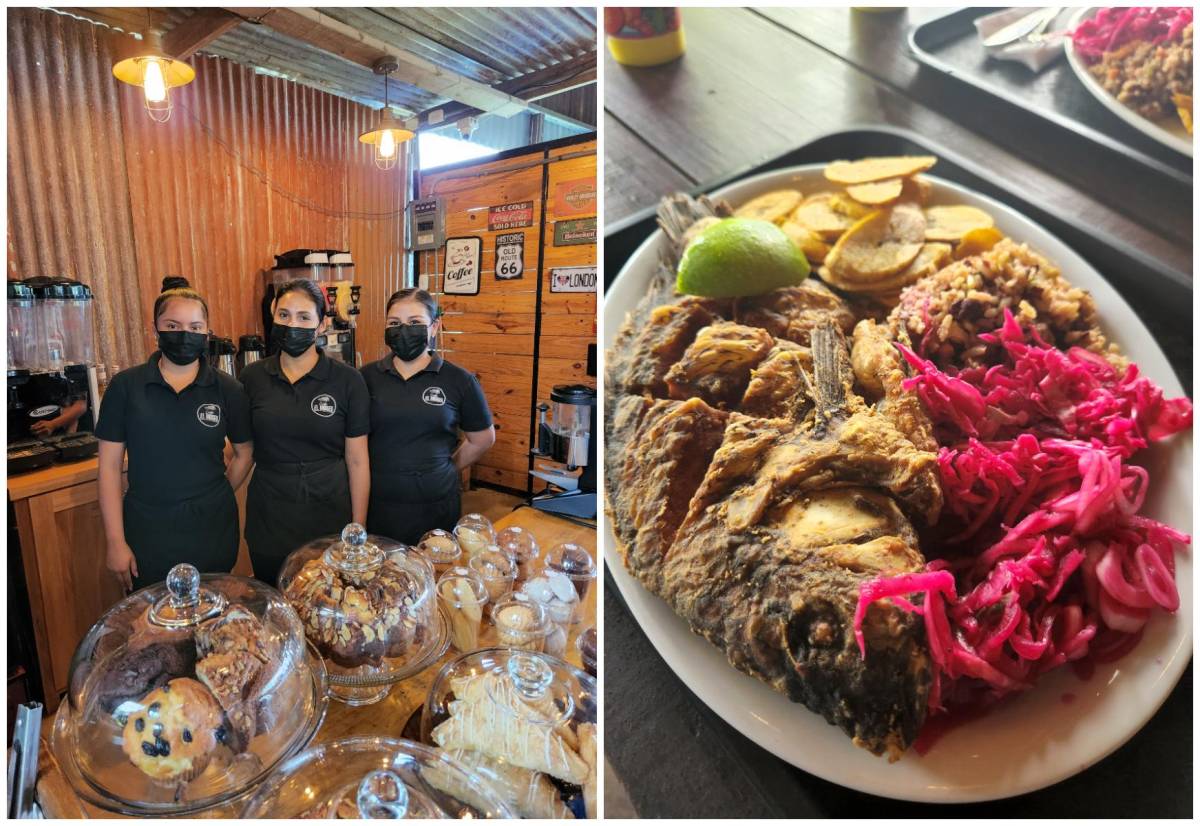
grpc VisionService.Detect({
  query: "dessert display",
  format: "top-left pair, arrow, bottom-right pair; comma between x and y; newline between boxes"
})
521,572 -> 580,658
454,513 -> 496,558
469,546 -> 517,607
422,649 -> 598,819
491,593 -> 549,653
496,525 -> 541,583
419,528 -> 463,579
240,736 -> 516,818
437,567 -> 488,654
543,543 -> 597,602
279,523 -> 448,706
51,563 -> 328,816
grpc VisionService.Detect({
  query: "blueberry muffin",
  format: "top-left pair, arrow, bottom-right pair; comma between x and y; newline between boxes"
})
120,678 -> 223,782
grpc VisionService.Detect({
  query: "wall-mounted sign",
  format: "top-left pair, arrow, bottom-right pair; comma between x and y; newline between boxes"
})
553,218 -> 596,247
549,266 -> 597,294
494,232 -> 524,280
487,200 -> 534,231
443,236 -> 481,295
553,178 -> 596,218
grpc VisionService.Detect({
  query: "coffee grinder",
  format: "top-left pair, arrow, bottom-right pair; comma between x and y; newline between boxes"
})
529,385 -> 597,519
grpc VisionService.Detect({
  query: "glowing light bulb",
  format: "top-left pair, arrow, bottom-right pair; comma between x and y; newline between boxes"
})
143,58 -> 167,103
379,128 -> 397,159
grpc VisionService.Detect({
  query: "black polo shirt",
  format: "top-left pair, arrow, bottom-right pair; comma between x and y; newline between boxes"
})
240,352 -> 370,466
95,353 -> 252,505
361,354 -> 493,468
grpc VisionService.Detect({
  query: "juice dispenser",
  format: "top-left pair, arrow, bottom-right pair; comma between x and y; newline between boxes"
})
530,384 -> 597,519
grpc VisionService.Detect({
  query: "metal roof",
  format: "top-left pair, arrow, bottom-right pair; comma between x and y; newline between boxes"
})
52,7 -> 597,120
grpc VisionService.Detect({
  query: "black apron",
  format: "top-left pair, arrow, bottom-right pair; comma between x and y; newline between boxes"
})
367,459 -> 461,546
125,481 -> 239,589
245,456 -> 352,586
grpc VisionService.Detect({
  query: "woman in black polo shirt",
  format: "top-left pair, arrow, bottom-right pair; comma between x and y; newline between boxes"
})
240,279 -> 370,584
96,282 -> 254,591
361,288 -> 495,544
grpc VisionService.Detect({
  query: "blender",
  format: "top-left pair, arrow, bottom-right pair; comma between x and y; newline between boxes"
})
529,384 -> 597,519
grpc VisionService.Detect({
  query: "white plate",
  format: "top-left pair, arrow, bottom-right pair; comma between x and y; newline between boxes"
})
602,165 -> 1193,803
1064,7 -> 1193,158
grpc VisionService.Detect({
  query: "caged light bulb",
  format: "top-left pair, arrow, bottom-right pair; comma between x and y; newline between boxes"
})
379,128 -> 397,159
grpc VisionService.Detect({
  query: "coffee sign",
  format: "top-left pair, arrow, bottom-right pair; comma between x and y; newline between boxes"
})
549,266 -> 597,293
443,236 -> 481,295
487,201 -> 534,231
494,232 -> 524,280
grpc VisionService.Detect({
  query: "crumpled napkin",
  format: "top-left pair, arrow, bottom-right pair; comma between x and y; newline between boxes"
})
974,7 -> 1069,73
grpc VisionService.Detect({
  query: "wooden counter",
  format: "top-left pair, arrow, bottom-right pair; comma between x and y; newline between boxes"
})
9,458 -> 127,712
34,506 -> 597,818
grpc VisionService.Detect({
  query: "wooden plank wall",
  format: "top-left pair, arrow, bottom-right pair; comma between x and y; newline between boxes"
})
416,136 -> 597,494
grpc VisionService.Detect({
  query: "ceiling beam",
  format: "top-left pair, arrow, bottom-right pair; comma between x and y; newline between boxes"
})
224,6 -> 528,117
414,52 -> 597,132
164,9 -> 243,60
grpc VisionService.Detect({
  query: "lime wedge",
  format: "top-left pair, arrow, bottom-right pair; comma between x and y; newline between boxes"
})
677,218 -> 811,298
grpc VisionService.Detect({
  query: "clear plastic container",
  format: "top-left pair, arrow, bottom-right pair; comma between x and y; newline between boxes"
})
436,566 -> 488,654
543,543 -> 597,603
7,281 -> 36,370
59,279 -> 96,364
50,563 -> 329,817
26,278 -> 67,371
453,513 -> 495,558
240,736 -> 515,818
468,547 -> 516,607
520,572 -> 580,658
577,626 -> 597,678
278,523 -> 448,706
418,528 -> 463,580
495,525 -> 540,583
489,593 -> 548,653
422,648 -> 597,818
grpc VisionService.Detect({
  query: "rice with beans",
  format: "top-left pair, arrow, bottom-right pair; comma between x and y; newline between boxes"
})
887,239 -> 1122,370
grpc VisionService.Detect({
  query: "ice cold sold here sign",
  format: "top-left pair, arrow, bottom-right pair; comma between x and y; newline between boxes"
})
549,266 -> 597,293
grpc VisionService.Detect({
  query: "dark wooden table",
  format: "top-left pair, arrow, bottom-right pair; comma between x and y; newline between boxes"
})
603,7 -> 1192,818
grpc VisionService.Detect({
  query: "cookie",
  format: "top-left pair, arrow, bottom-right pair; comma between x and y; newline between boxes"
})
120,678 -> 222,783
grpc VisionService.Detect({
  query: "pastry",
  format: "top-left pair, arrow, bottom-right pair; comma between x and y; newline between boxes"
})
438,748 -> 575,819
419,529 -> 462,578
454,526 -> 490,558
469,549 -> 516,605
432,672 -> 588,783
491,596 -> 547,652
119,678 -> 222,783
578,723 -> 598,819
522,572 -> 579,658
438,572 -> 485,653
195,604 -> 276,752
284,557 -> 424,668
90,610 -> 196,715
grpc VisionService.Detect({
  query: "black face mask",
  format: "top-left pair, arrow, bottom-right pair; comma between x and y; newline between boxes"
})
157,331 -> 209,366
386,324 -> 430,362
271,322 -> 318,357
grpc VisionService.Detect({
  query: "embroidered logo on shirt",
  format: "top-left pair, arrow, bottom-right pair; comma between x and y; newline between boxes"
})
422,387 -> 446,406
311,394 -> 337,417
29,405 -> 60,418
196,404 -> 222,428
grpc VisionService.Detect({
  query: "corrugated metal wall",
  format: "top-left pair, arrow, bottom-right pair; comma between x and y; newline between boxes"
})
7,7 -> 405,371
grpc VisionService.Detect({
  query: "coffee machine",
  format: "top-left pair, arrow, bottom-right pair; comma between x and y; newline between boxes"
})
529,385 -> 597,519
261,249 -> 361,365
7,277 -> 100,473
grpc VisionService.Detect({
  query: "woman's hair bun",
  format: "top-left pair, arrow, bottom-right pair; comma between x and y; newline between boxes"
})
161,275 -> 190,293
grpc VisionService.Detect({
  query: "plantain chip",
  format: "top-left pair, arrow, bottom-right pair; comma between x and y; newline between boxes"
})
1174,93 -> 1193,135
846,178 -> 905,206
822,241 -> 950,295
790,193 -> 860,241
824,204 -> 926,283
780,220 -> 831,264
734,190 -> 803,224
900,175 -> 933,205
825,155 -> 937,185
924,205 -> 995,242
953,226 -> 1005,260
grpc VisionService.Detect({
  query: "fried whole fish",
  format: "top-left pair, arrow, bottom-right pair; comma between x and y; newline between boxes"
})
606,194 -> 944,758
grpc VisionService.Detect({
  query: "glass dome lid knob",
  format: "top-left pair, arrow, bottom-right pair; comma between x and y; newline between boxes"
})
325,522 -> 384,572
343,522 -> 369,547
507,651 -> 554,700
357,770 -> 409,819
149,563 -> 227,627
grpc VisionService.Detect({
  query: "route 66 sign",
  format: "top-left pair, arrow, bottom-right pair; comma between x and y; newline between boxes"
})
494,232 -> 524,280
